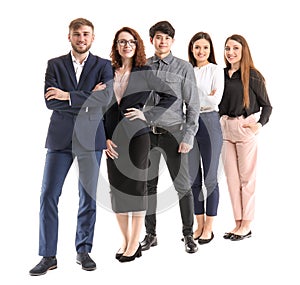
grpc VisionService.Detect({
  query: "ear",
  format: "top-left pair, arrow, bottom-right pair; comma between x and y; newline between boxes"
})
150,37 -> 153,45
68,34 -> 71,42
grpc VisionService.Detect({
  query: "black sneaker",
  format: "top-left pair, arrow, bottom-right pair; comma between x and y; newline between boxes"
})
184,235 -> 198,253
76,253 -> 96,271
29,256 -> 57,276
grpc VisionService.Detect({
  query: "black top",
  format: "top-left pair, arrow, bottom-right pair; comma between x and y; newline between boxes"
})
218,68 -> 272,126
104,65 -> 176,140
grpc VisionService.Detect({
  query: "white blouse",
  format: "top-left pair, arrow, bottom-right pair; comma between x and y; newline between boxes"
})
193,63 -> 224,113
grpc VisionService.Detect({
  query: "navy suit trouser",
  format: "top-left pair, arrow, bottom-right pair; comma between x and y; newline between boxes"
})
38,143 -> 102,257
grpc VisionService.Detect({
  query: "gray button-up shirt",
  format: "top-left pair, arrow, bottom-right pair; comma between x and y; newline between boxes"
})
146,52 -> 200,146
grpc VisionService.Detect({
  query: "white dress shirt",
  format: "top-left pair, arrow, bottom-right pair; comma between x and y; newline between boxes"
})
71,51 -> 89,83
70,52 -> 89,109
193,63 -> 224,113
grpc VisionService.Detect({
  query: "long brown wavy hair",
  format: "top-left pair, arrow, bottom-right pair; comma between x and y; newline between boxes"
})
110,27 -> 147,69
224,34 -> 265,108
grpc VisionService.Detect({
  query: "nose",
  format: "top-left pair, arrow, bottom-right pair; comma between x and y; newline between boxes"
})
78,34 -> 85,41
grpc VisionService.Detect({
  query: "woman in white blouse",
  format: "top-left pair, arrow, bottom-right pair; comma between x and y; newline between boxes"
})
187,32 -> 224,244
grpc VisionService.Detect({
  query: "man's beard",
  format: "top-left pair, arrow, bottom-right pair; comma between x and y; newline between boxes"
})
71,43 -> 92,54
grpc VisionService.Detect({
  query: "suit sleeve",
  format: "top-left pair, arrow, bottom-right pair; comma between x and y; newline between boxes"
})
44,58 -> 114,112
70,60 -> 114,108
44,59 -> 75,112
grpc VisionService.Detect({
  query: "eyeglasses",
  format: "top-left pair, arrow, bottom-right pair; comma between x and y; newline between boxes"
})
116,39 -> 137,47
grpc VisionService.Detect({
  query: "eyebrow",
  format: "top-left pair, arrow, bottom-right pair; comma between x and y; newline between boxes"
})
72,31 -> 91,34
225,44 -> 240,47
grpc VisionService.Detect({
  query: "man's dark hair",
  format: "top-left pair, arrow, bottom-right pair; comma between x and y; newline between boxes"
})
149,21 -> 175,38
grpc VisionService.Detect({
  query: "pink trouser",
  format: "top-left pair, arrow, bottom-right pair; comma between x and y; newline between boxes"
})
220,115 -> 257,221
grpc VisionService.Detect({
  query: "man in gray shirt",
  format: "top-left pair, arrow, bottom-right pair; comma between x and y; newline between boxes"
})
140,21 -> 200,253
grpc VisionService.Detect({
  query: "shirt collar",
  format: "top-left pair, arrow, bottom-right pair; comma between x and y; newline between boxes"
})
71,51 -> 89,65
152,51 -> 173,65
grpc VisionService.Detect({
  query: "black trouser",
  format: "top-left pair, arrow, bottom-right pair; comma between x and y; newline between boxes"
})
145,129 -> 194,237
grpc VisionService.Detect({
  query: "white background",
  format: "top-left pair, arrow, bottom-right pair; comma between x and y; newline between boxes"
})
1,0 -> 299,284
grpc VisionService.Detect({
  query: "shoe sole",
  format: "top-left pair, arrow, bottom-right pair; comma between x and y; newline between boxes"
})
141,241 -> 158,251
29,265 -> 57,276
230,234 -> 252,241
186,247 -> 198,254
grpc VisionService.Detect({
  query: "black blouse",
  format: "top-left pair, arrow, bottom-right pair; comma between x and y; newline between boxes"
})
218,68 -> 272,126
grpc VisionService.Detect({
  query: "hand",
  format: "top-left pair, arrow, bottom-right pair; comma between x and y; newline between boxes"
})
178,142 -> 192,154
105,139 -> 118,159
124,108 -> 146,121
45,87 -> 70,101
209,89 -> 216,96
242,122 -> 262,134
93,82 -> 106,91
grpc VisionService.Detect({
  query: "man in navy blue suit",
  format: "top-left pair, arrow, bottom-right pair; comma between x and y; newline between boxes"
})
29,18 -> 113,276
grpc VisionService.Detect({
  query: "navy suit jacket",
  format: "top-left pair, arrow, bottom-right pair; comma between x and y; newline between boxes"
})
44,52 -> 114,151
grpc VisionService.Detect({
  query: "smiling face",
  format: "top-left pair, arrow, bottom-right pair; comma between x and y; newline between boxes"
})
224,39 -> 242,68
150,32 -> 174,59
116,31 -> 137,61
68,25 -> 94,54
192,38 -> 210,67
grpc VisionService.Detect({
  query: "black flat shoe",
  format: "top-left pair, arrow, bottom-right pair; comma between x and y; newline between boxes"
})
223,232 -> 234,239
230,231 -> 252,241
198,232 -> 214,245
119,244 -> 142,263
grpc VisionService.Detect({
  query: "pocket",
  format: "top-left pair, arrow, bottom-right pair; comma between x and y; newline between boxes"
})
165,73 -> 181,95
239,120 -> 255,138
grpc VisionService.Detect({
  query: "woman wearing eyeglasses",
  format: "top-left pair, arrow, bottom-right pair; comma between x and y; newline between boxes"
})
104,27 -> 176,262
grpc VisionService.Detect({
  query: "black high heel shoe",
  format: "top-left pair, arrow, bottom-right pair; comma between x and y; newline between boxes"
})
119,244 -> 142,263
115,252 -> 123,260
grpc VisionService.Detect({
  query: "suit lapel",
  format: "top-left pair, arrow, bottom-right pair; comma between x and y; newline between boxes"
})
77,53 -> 96,89
63,53 -> 77,87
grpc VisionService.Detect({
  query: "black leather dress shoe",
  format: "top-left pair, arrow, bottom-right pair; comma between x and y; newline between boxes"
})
223,232 -> 234,239
29,256 -> 57,276
141,233 -> 157,251
76,253 -> 96,271
230,231 -> 252,241
198,232 -> 214,245
184,235 -> 198,253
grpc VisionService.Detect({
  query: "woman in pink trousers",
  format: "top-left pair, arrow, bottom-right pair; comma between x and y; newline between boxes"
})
219,34 -> 272,241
